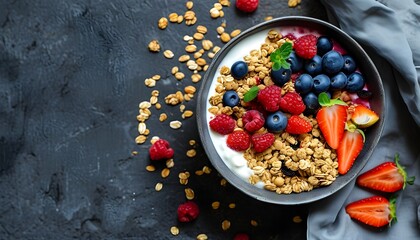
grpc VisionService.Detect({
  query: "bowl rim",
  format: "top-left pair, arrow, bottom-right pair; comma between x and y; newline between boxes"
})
196,16 -> 385,205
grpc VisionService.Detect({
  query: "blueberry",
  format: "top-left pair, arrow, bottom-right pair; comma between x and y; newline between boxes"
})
295,73 -> 313,94
271,67 -> 291,86
303,92 -> 320,115
222,90 -> 240,107
357,89 -> 373,99
265,111 -> 288,133
304,55 -> 322,76
342,55 -> 357,74
346,72 -> 365,92
287,51 -> 303,72
313,74 -> 331,93
231,61 -> 248,79
281,166 -> 297,177
330,72 -> 348,90
322,50 -> 344,75
317,36 -> 333,56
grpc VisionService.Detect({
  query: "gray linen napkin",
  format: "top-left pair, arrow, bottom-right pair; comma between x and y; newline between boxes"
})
307,0 -> 420,239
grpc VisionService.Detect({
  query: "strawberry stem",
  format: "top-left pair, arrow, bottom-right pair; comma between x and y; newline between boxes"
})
345,122 -> 366,142
388,196 -> 397,226
394,153 -> 416,189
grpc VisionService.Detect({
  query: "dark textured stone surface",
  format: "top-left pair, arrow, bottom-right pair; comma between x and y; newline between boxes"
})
0,1 -> 327,239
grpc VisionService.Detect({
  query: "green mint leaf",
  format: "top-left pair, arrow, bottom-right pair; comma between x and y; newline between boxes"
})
270,42 -> 293,70
279,42 -> 293,59
243,86 -> 259,102
318,92 -> 347,107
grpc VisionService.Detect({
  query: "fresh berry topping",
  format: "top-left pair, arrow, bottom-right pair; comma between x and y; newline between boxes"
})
235,0 -> 259,13
304,55 -> 322,76
337,128 -> 364,174
223,90 -> 240,107
316,93 -> 348,149
233,233 -> 250,240
285,115 -> 312,134
342,54 -> 357,74
302,92 -> 320,114
293,34 -> 317,59
287,51 -> 304,72
271,67 -> 291,86
345,196 -> 397,228
251,132 -> 275,153
257,85 -> 282,112
149,139 -> 174,161
295,73 -> 314,94
226,130 -> 251,151
243,110 -> 265,132
350,105 -> 379,128
330,72 -> 348,90
356,154 -> 415,192
231,61 -> 249,79
177,201 -> 200,223
316,36 -> 333,56
322,50 -> 344,75
209,114 -> 236,135
279,92 -> 305,115
265,111 -> 288,132
346,72 -> 365,93
312,74 -> 331,94
283,33 -> 297,41
357,89 -> 373,99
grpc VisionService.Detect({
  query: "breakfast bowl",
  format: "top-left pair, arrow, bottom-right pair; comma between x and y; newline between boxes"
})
196,16 -> 385,205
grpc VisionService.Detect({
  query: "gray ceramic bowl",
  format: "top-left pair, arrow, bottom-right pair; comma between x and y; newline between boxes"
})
196,16 -> 385,205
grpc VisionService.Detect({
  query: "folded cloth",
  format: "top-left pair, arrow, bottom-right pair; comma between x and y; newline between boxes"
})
307,0 -> 420,239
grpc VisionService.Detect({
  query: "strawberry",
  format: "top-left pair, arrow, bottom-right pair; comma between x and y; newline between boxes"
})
235,0 -> 259,13
285,115 -> 312,134
316,92 -> 348,149
350,105 -> 380,128
345,196 -> 397,228
357,153 -> 415,192
209,114 -> 236,135
251,132 -> 275,153
149,139 -> 174,161
226,130 -> 251,151
337,124 -> 364,175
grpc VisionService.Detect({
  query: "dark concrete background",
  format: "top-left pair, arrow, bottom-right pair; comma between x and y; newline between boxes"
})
0,1 -> 328,239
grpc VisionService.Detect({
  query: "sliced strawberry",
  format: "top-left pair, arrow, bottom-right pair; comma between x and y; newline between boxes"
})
351,105 -> 380,128
316,93 -> 348,149
345,196 -> 397,228
357,153 -> 415,192
337,126 -> 364,175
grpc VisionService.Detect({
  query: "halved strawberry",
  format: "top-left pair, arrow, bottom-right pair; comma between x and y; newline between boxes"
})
345,196 -> 397,228
351,105 -> 379,128
357,153 -> 415,192
337,123 -> 365,175
316,92 -> 348,149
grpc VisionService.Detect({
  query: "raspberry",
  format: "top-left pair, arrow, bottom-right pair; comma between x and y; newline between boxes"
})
149,139 -> 174,161
242,110 -> 265,132
209,114 -> 236,135
284,33 -> 297,41
279,92 -> 306,115
235,0 -> 259,13
251,132 -> 275,153
177,201 -> 200,223
226,130 -> 250,151
285,115 -> 312,134
257,85 -> 282,112
294,34 -> 317,59
233,233 -> 250,240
